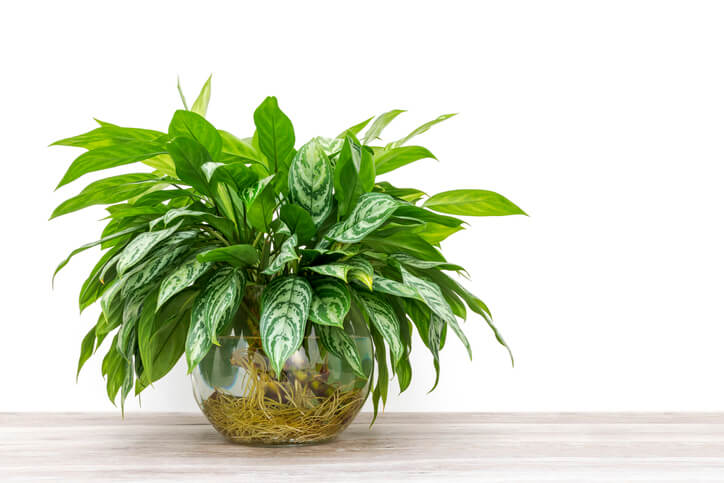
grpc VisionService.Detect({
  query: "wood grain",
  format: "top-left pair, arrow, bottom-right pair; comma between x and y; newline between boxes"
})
2,412 -> 724,481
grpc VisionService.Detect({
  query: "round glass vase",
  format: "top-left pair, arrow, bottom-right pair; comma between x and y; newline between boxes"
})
191,294 -> 373,446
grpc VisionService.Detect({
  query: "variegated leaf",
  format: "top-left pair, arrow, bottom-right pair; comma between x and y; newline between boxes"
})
157,249 -> 214,309
371,275 -> 422,300
150,208 -> 236,241
399,267 -> 455,322
305,263 -> 352,282
309,278 -> 351,328
316,137 -> 344,156
185,311 -> 212,373
315,324 -> 366,378
262,234 -> 299,275
260,276 -> 312,377
288,138 -> 334,226
390,253 -> 465,273
242,174 -> 275,206
191,267 -> 245,346
326,193 -> 398,243
116,222 -> 182,275
399,266 -> 471,359
347,257 -> 374,290
120,244 -> 188,299
355,291 -> 403,366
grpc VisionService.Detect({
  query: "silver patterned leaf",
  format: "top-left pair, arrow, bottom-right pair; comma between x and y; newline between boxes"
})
157,249 -> 215,309
305,263 -> 352,282
116,222 -> 182,275
371,275 -> 422,300
309,278 -> 351,328
262,234 -> 299,275
120,244 -> 188,299
399,266 -> 471,359
315,324 -> 366,378
346,257 -> 374,290
326,193 -> 398,243
191,267 -> 245,346
288,138 -> 334,226
260,276 -> 312,377
355,291 -> 403,366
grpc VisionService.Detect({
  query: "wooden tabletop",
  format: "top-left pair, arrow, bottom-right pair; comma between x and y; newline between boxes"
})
2,412 -> 724,481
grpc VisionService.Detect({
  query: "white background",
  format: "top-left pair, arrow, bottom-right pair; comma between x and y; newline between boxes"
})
1,0 -> 723,413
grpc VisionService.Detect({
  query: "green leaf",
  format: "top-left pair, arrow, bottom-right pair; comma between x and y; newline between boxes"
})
428,313 -> 444,391
191,267 -> 245,346
245,177 -> 277,232
279,204 -> 316,243
191,75 -> 212,117
394,205 -> 464,227
423,189 -> 526,216
253,96 -> 295,174
315,324 -> 365,378
262,234 -> 299,275
362,109 -> 405,144
374,146 -> 436,175
334,135 -> 375,217
53,224 -> 145,285
219,130 -> 268,168
210,162 -> 259,194
288,138 -> 334,226
52,123 -> 164,150
138,290 -> 195,388
414,223 -> 464,244
326,193 -> 398,243
375,181 -> 426,203
197,244 -> 258,267
369,323 -> 389,425
78,241 -> 126,312
431,270 -> 513,366
396,358 -> 412,393
116,222 -> 182,275
336,116 -> 373,138
260,276 -> 312,377
56,141 -> 166,188
309,278 -> 351,328
157,249 -> 214,309
356,291 -> 403,366
168,110 -> 222,160
363,231 -> 445,262
77,322 -> 98,379
388,113 -> 457,149
166,136 -> 213,195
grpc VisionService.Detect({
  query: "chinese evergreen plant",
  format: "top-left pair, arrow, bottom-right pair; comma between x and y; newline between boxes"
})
51,77 -> 525,418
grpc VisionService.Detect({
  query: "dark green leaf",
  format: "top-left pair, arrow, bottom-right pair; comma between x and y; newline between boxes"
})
166,136 -> 213,195
334,135 -> 375,217
279,204 -> 316,243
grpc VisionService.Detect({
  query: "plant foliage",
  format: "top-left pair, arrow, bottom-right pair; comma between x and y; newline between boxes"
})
52,77 -> 526,417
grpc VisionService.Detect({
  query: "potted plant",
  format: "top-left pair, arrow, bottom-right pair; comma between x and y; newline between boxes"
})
51,77 -> 525,445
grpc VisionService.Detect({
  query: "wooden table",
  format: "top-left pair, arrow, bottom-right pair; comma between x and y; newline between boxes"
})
2,413 -> 724,481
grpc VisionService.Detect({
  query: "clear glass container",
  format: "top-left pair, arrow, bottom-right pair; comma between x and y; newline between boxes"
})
191,297 -> 373,446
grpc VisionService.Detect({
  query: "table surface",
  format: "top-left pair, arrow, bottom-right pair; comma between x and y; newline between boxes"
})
2,412 -> 724,482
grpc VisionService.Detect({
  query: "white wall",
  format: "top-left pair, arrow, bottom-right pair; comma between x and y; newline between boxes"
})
2,0 -> 723,412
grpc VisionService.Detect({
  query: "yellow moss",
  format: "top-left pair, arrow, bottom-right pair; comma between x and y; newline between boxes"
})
202,350 -> 365,445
